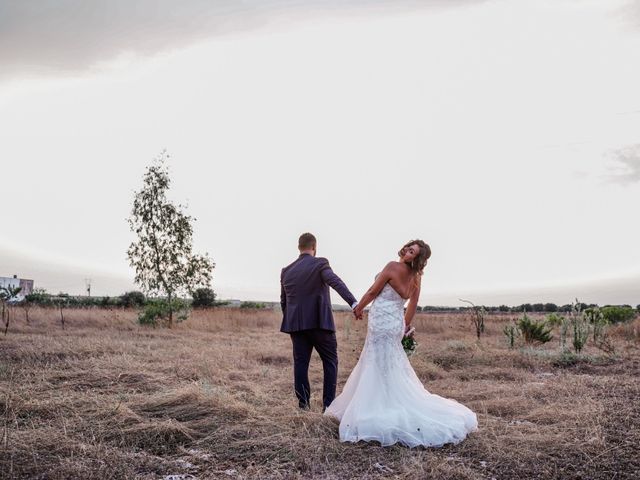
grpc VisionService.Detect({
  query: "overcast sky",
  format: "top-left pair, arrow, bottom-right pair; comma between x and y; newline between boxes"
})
1,0 -> 639,306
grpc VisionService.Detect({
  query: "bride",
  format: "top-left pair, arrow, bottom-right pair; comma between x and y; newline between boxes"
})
324,240 -> 478,447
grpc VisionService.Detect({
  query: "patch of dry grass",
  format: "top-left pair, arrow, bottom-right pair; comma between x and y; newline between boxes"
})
1,308 -> 639,479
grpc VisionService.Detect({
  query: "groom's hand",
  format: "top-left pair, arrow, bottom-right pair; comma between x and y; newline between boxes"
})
353,303 -> 364,320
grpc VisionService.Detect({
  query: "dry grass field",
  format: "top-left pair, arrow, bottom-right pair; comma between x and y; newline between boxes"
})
1,306 -> 639,479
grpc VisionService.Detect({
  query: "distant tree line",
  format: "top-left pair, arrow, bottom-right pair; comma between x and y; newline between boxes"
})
16,291 -> 640,319
416,303 -> 640,315
19,287 -> 227,309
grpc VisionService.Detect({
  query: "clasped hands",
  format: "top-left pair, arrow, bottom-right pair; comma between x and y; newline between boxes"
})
353,303 -> 364,320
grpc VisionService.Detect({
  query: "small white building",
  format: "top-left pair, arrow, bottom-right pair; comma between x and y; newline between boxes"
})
0,275 -> 34,301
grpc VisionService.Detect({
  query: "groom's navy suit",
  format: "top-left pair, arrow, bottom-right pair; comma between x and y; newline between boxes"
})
281,253 -> 357,409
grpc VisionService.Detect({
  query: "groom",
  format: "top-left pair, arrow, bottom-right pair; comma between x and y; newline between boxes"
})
280,232 -> 360,412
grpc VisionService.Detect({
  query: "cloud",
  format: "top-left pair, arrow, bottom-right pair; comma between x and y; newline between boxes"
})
619,0 -> 640,30
0,0 -> 483,81
606,143 -> 640,185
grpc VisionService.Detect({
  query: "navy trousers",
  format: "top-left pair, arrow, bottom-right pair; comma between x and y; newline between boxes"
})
290,329 -> 338,409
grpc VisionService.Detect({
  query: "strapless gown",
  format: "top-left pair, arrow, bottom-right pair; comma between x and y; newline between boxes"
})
324,282 -> 478,447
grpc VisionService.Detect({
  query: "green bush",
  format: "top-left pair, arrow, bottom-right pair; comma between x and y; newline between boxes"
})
545,312 -> 565,327
25,288 -> 53,306
517,313 -> 553,344
503,322 -> 519,348
570,301 -> 590,354
191,287 -> 216,308
120,291 -> 146,308
138,298 -> 190,327
601,306 -> 636,324
552,351 -> 579,368
240,301 -> 267,309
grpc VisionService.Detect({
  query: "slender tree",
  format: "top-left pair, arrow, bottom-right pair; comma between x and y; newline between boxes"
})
127,151 -> 215,326
1,286 -> 22,335
459,298 -> 486,340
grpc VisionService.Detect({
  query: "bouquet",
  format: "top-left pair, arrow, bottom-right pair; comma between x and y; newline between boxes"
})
402,326 -> 418,357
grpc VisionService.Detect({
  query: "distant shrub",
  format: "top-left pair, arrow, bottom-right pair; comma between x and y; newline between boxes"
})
601,306 -> 636,324
139,298 -> 190,327
545,312 -> 565,328
240,301 -> 267,309
518,313 -> 553,344
584,307 -> 615,354
569,300 -> 590,354
544,303 -> 558,312
519,303 -> 533,312
552,351 -> 579,368
503,322 -> 519,348
459,299 -> 486,340
191,288 -> 216,308
120,291 -> 146,308
25,288 -> 53,306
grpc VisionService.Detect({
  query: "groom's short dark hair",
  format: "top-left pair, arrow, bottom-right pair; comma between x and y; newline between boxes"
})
298,232 -> 317,250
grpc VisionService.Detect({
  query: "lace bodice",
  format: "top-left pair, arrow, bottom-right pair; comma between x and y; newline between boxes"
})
367,282 -> 406,338
374,282 -> 406,305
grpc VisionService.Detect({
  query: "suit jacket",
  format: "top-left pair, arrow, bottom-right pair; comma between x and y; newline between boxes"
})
280,253 -> 357,333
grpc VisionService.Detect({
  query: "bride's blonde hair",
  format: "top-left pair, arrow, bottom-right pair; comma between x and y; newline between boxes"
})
398,239 -> 431,275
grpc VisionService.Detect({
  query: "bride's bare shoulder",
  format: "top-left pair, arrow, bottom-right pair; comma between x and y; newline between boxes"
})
381,261 -> 401,272
380,261 -> 405,280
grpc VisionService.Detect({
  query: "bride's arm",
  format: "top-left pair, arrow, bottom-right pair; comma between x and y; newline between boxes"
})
354,263 -> 395,317
404,276 -> 422,328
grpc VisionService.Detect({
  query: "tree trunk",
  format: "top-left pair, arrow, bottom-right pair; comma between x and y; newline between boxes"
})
168,292 -> 173,328
3,303 -> 8,336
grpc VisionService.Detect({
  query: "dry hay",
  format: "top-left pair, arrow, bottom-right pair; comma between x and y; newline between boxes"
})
1,308 -> 639,479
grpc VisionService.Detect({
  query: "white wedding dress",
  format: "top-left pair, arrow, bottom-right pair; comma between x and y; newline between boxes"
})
324,281 -> 478,447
